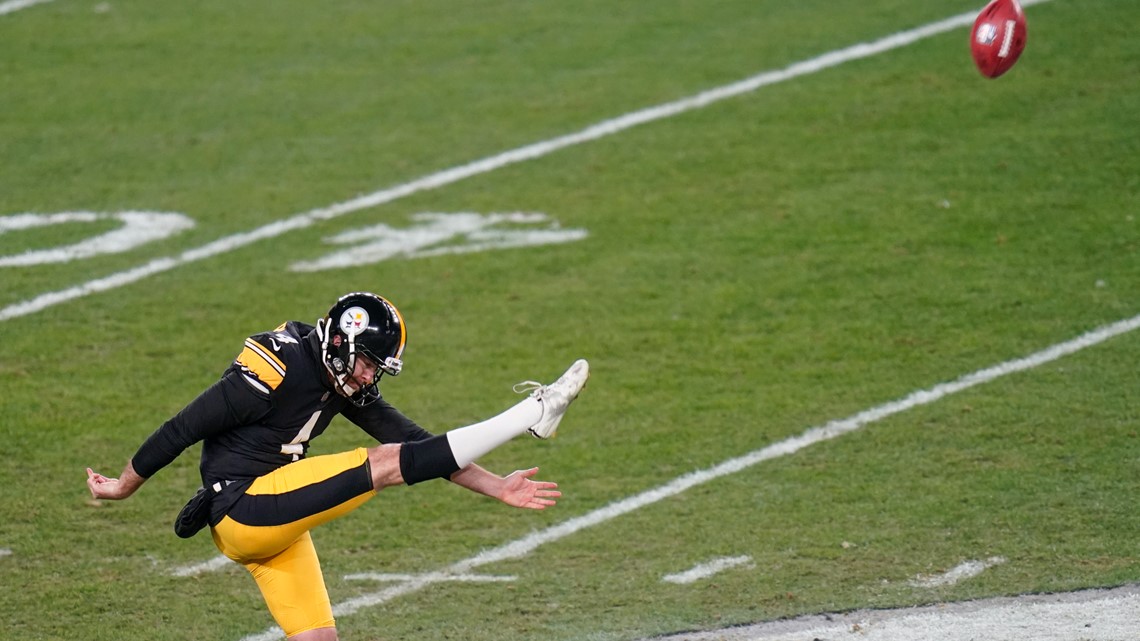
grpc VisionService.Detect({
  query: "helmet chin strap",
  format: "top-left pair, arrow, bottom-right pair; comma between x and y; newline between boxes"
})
317,317 -> 359,398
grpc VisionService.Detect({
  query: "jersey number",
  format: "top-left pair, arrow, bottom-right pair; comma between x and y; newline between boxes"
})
281,410 -> 322,460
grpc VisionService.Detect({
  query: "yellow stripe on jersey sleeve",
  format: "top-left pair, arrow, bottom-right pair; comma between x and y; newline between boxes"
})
235,339 -> 287,390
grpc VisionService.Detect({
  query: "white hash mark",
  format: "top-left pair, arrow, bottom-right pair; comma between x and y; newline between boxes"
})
663,556 -> 754,585
909,557 -> 1007,588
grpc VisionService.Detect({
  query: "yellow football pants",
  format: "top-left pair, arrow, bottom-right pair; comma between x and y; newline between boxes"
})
212,448 -> 376,637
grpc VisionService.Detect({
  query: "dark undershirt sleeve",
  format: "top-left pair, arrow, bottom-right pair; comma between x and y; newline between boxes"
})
340,396 -> 435,444
131,368 -> 272,478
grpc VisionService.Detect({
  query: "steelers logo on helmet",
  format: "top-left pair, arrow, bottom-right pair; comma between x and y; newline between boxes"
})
339,307 -> 369,337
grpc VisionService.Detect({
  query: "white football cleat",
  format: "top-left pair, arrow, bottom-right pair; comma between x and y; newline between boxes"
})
515,359 -> 590,439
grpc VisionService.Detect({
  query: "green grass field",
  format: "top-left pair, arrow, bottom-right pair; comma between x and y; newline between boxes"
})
2,0 -> 1138,639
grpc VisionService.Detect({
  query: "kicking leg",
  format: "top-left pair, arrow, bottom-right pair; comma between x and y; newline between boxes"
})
368,359 -> 589,489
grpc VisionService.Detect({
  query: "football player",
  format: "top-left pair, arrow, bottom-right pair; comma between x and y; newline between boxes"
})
85,292 -> 589,641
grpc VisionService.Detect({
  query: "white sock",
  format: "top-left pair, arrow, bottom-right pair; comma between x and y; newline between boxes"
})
445,397 -> 543,467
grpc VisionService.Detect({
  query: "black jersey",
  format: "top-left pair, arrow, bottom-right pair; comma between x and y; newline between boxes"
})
131,321 -> 433,490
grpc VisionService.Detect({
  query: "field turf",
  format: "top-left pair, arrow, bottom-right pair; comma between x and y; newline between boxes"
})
1,1 -> 1138,639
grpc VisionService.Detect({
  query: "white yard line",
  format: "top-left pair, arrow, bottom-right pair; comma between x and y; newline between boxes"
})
239,310 -> 1140,640
0,0 -> 52,16
0,0 -> 1054,323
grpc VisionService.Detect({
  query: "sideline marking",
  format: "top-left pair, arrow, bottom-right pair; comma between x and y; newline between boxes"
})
239,311 -> 1140,640
663,556 -> 754,585
652,585 -> 1140,641
0,0 -> 52,15
0,0 -> 1054,323
909,556 -> 1007,588
0,548 -> 11,558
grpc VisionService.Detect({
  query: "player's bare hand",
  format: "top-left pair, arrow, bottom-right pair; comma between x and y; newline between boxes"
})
499,467 -> 560,510
85,461 -> 146,501
86,468 -> 126,500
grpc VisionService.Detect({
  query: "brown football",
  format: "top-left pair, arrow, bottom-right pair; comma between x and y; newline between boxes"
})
970,0 -> 1028,78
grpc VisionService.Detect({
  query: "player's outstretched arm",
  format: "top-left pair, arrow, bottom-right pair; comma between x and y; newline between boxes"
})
450,464 -> 561,510
86,460 -> 146,501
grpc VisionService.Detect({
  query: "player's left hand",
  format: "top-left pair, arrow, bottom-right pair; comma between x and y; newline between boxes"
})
499,467 -> 560,510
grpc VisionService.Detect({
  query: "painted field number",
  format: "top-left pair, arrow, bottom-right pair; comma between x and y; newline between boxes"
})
0,211 -> 195,267
290,212 -> 587,272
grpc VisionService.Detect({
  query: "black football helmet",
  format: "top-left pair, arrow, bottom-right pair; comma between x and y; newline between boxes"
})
316,292 -> 406,406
